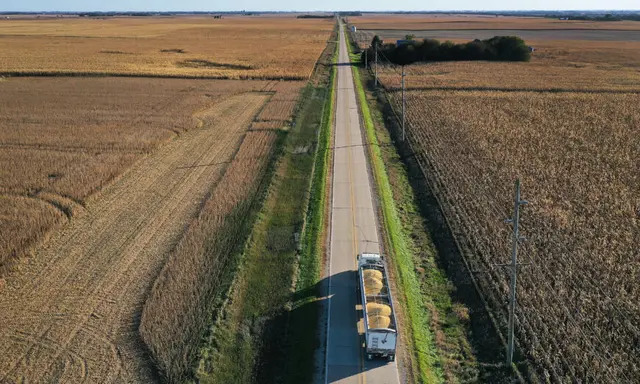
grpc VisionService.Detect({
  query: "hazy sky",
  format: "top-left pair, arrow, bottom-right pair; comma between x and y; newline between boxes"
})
2,0 -> 638,12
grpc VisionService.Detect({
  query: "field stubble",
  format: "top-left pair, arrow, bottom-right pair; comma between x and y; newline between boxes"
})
0,16 -> 333,79
351,14 -> 640,31
0,77 -> 304,277
0,92 -> 272,383
140,128 -> 280,382
351,16 -> 640,93
373,39 -> 640,92
0,14 -> 327,383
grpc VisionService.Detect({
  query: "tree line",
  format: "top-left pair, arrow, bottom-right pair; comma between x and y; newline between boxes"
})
361,35 -> 531,65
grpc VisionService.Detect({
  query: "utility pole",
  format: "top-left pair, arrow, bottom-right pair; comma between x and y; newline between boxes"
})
364,46 -> 368,70
506,179 -> 528,366
374,44 -> 378,88
401,65 -> 406,141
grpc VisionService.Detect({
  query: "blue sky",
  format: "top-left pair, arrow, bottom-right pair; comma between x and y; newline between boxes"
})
2,0 -> 638,12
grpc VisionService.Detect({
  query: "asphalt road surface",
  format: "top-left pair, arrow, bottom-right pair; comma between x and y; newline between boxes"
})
325,23 -> 401,384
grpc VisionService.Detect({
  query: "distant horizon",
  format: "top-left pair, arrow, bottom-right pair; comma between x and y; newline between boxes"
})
2,0 -> 640,14
2,9 -> 639,13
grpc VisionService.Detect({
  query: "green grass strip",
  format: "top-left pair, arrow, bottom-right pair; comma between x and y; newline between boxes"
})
281,39 -> 337,384
346,28 -> 444,384
298,44 -> 337,308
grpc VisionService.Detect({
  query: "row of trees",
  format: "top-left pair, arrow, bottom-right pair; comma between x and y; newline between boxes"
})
362,35 -> 531,65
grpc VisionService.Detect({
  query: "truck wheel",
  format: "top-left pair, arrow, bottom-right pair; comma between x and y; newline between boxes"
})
388,354 -> 395,362
367,354 -> 373,361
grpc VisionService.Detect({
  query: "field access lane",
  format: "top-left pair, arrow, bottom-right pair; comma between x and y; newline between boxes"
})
325,23 -> 400,384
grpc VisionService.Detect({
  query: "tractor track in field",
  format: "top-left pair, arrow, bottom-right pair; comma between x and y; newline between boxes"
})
0,92 -> 268,383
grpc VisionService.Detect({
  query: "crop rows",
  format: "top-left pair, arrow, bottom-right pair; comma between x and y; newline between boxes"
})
0,77 -> 302,277
384,89 -> 639,381
375,55 -> 640,93
256,100 -> 299,122
139,129 -> 279,382
250,120 -> 287,130
254,82 -> 305,122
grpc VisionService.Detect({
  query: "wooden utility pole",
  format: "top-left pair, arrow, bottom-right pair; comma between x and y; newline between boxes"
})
506,179 -> 528,366
364,47 -> 368,69
401,65 -> 406,141
374,44 -> 378,87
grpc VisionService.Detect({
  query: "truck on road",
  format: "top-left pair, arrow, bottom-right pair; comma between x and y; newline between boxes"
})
357,253 -> 398,361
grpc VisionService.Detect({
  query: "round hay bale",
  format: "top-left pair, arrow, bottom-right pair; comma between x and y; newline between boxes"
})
364,277 -> 383,295
363,269 -> 383,281
366,303 -> 392,317
368,315 -> 391,329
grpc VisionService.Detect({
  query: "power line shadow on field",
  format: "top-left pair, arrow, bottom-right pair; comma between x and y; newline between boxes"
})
251,271 -> 385,384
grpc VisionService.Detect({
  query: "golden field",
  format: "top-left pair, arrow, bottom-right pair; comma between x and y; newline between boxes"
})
375,39 -> 640,92
0,16 -> 333,79
0,15 -> 328,383
352,14 -> 640,92
0,77 -> 304,276
0,90 -> 284,383
364,14 -> 640,382
351,14 -> 640,31
391,89 -> 639,382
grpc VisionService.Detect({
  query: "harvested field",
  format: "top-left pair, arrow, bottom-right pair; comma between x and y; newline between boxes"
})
0,13 -> 322,383
0,77 -> 262,275
358,36 -> 640,92
0,92 -> 271,383
140,129 -> 279,382
255,81 -> 304,122
353,15 -> 640,93
360,14 -> 640,381
0,16 -> 333,79
0,77 -> 304,276
361,28 -> 640,42
0,195 -> 66,267
251,120 -> 287,130
376,54 -> 640,92
256,100 -> 299,122
386,88 -> 640,382
351,14 -> 640,31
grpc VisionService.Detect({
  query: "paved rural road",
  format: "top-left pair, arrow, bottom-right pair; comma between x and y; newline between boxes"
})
325,24 -> 401,384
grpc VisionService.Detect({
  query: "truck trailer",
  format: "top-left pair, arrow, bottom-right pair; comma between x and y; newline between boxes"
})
357,253 -> 398,361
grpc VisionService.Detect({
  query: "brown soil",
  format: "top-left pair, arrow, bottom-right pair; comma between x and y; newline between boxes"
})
0,93 -> 268,383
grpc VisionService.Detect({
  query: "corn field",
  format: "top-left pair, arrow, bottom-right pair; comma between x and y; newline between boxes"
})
385,88 -> 639,381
